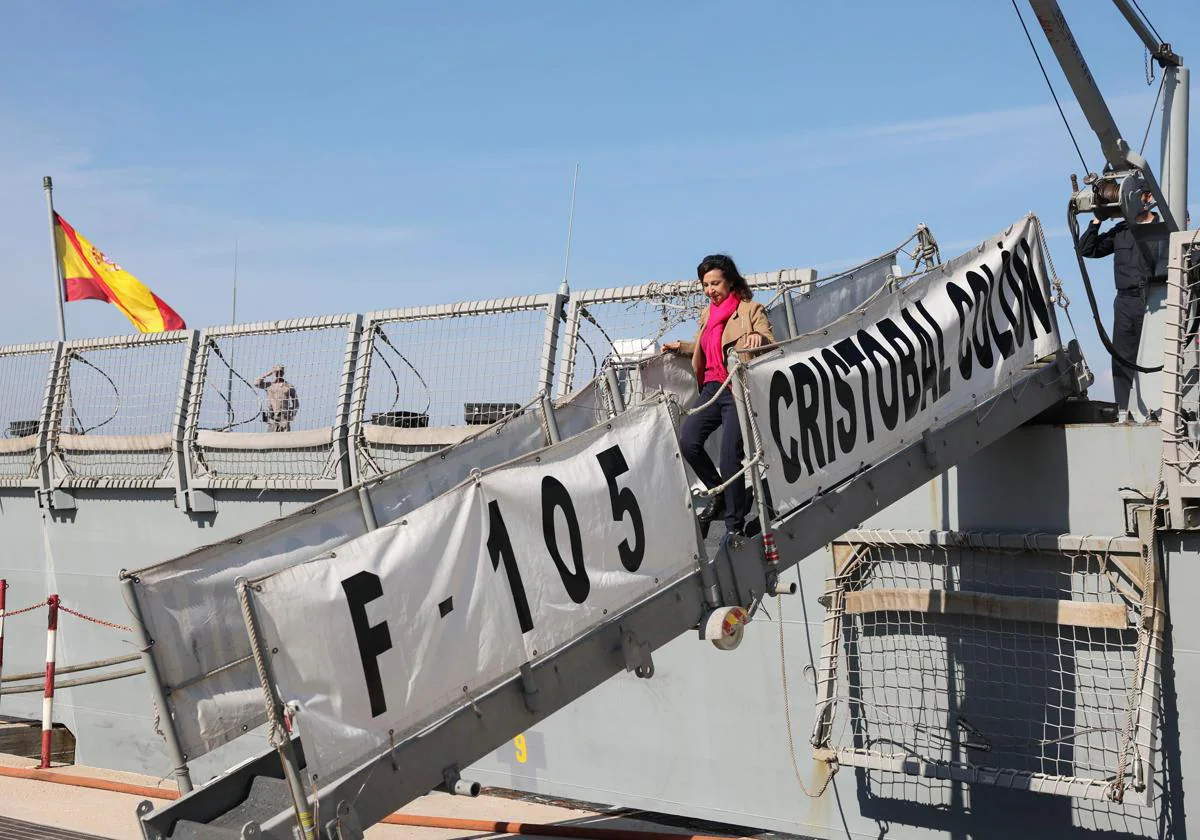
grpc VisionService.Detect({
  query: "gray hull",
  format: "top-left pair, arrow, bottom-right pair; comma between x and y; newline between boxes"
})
0,419 -> 1187,838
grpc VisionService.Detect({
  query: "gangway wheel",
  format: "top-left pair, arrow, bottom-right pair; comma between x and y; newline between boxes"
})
704,606 -> 750,651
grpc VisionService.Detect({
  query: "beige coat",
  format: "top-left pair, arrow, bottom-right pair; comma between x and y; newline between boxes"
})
676,298 -> 775,384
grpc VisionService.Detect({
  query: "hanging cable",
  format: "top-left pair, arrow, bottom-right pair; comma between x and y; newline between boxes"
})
67,353 -> 120,434
372,326 -> 432,416
1009,0 -> 1091,175
1138,74 -> 1166,156
1130,0 -> 1165,45
206,340 -> 263,430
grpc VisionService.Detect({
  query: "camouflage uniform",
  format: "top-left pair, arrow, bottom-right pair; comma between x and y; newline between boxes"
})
256,373 -> 299,432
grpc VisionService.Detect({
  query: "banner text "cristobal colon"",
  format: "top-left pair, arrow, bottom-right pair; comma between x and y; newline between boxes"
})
766,238 -> 1054,484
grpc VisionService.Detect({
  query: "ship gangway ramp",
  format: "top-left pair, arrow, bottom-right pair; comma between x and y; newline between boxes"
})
125,215 -> 1088,840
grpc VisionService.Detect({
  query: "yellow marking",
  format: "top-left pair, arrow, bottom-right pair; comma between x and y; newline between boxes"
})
514,733 -> 528,764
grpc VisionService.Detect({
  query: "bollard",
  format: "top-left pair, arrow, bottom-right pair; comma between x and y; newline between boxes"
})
40,594 -> 59,769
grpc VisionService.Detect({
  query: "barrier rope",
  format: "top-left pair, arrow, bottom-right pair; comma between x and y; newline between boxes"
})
57,604 -> 133,633
0,601 -> 47,619
777,594 -> 838,798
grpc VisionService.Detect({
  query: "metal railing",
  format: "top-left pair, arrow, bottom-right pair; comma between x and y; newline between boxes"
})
0,265 -> 844,503
0,342 -> 58,489
47,331 -> 194,490
1160,229 -> 1200,526
183,315 -> 361,491
349,295 -> 562,481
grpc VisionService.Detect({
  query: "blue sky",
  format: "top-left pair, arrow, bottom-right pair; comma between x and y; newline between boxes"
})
0,1 -> 1197,400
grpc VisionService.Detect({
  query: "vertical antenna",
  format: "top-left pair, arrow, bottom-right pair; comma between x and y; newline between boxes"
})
225,237 -> 239,429
231,236 -> 239,325
559,163 -> 580,296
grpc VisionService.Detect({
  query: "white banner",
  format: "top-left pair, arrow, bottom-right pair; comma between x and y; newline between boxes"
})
248,399 -> 697,781
129,378 -> 609,761
750,215 -> 1061,515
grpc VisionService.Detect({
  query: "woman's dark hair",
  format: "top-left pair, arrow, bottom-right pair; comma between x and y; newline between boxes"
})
696,254 -> 753,300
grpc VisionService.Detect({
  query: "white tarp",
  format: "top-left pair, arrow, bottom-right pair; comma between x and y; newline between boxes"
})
247,398 -> 697,781
129,379 -> 609,761
749,215 -> 1061,516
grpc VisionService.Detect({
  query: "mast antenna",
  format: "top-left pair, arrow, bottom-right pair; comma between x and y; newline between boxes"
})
560,163 -> 581,295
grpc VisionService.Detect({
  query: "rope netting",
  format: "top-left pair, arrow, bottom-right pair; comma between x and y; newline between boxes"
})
814,538 -> 1159,804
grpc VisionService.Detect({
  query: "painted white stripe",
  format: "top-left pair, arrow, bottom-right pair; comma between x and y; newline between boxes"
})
44,629 -> 56,663
41,696 -> 52,729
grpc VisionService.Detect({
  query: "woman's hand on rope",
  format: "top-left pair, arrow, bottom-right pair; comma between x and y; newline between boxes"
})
743,333 -> 764,350
661,341 -> 682,355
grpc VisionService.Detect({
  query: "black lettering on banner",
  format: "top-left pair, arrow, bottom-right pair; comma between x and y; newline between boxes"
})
878,318 -> 921,422
980,264 -> 1014,360
341,571 -> 393,718
1012,239 -> 1053,340
595,445 -> 645,572
790,359 -> 826,476
946,281 -> 975,380
821,347 -> 857,455
769,371 -> 804,483
834,337 -> 874,444
858,329 -> 899,431
900,307 -> 939,409
487,500 -> 534,633
542,476 -> 590,603
999,248 -> 1026,348
913,300 -> 952,398
809,354 -> 837,465
965,270 -> 995,371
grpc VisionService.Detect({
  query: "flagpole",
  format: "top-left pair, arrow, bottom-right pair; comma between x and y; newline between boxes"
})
43,177 -> 67,342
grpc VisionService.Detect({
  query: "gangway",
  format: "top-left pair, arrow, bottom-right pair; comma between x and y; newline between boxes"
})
129,216 -> 1089,840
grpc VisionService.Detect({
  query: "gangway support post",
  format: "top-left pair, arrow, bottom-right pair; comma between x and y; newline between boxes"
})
236,577 -> 316,840
120,574 -> 194,794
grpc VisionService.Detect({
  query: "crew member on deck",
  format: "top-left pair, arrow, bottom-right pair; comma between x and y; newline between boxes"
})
1079,189 -> 1160,419
255,365 -> 300,432
663,254 -> 774,537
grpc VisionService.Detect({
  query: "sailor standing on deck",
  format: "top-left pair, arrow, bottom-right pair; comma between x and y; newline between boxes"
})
1078,189 -> 1160,420
255,365 -> 300,432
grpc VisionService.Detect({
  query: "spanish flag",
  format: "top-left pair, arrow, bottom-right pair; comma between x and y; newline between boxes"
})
54,214 -> 186,333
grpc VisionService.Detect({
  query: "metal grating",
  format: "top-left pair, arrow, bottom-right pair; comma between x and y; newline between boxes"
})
185,316 -> 358,490
350,296 -> 559,480
0,343 -> 56,487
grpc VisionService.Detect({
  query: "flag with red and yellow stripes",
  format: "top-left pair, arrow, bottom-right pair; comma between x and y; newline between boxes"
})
54,214 -> 185,333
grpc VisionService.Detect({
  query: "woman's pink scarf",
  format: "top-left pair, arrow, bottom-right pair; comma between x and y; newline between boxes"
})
700,294 -> 740,385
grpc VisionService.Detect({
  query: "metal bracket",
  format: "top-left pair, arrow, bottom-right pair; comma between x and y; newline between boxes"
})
439,764 -> 481,797
135,800 -> 162,840
619,626 -> 654,678
181,488 -> 216,513
36,487 -> 76,511
920,430 -> 939,471
767,569 -> 796,596
518,662 -> 540,713
325,802 -> 364,840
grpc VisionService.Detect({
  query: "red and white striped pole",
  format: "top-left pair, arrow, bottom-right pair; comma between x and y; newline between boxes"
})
40,594 -> 59,769
0,579 -> 7,706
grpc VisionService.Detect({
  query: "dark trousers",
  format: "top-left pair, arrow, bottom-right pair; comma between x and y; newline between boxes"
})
680,380 -> 750,531
1113,293 -> 1146,411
